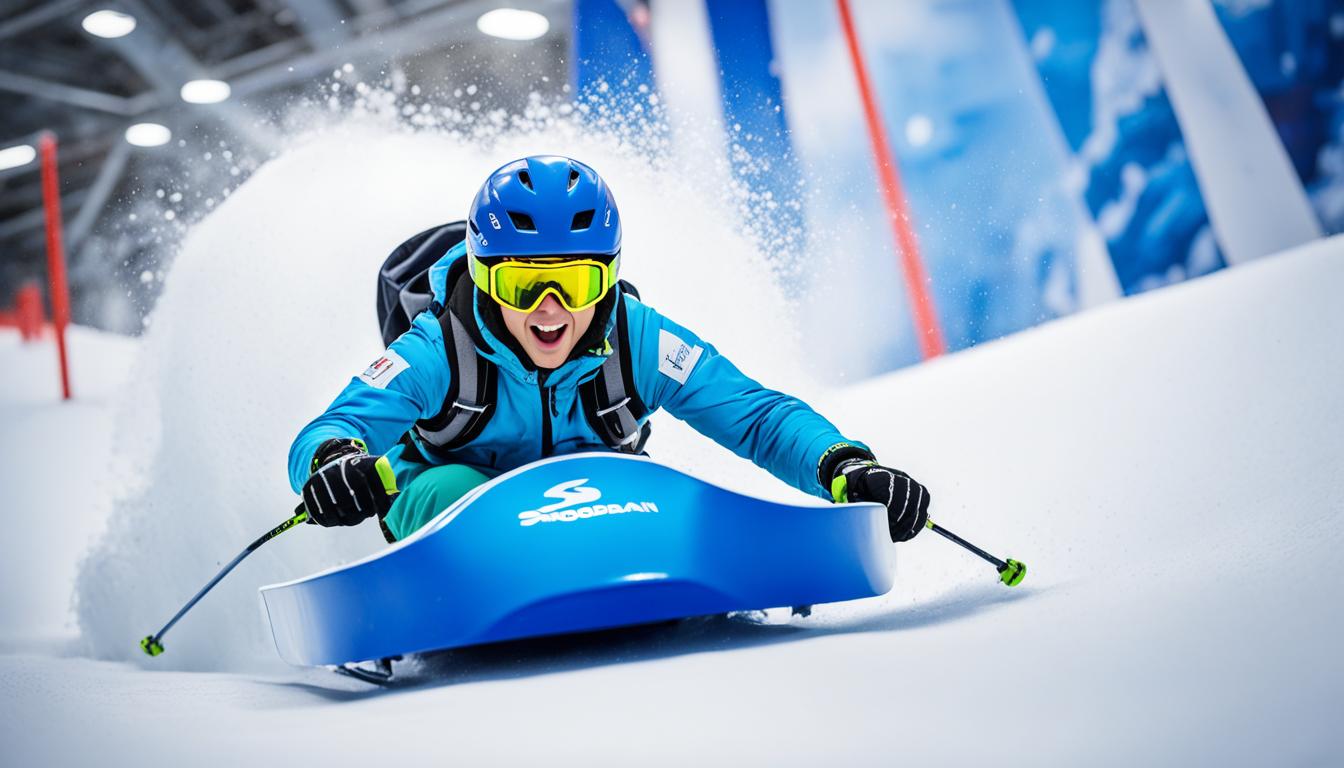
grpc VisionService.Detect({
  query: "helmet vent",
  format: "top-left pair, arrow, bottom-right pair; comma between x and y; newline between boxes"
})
468,219 -> 481,236
570,209 -> 595,231
517,170 -> 533,190
508,211 -> 537,232
567,168 -> 580,191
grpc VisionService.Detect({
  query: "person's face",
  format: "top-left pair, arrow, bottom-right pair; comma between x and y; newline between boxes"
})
500,293 -> 596,369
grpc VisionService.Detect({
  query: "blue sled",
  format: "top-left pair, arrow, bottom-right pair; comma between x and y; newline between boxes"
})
260,453 -> 895,666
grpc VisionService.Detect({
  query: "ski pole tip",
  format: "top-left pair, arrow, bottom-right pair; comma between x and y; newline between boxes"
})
140,635 -> 164,657
997,559 -> 1026,587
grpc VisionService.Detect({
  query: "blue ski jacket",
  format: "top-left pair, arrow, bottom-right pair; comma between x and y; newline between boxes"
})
289,242 -> 861,500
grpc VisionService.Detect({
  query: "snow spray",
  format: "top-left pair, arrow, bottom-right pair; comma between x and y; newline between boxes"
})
76,82 -> 813,672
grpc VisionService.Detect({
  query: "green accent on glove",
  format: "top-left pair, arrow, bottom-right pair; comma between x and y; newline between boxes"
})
140,635 -> 164,656
998,559 -> 1027,587
830,457 -> 879,504
830,474 -> 849,504
374,455 -> 399,495
817,442 -> 875,488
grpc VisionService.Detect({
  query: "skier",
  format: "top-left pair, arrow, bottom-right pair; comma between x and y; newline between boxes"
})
289,155 -> 931,545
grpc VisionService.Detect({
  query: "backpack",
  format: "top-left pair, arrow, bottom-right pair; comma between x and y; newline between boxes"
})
376,222 -> 467,346
374,221 -> 651,457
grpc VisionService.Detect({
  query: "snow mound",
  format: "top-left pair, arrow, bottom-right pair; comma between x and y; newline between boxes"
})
73,125 -> 813,671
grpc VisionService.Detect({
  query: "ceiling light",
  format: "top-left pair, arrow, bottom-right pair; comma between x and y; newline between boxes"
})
476,9 -> 549,41
0,144 -> 37,171
180,79 -> 232,104
125,123 -> 172,147
82,9 -> 137,39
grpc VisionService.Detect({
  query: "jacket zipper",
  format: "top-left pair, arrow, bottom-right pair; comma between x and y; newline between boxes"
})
539,382 -> 554,457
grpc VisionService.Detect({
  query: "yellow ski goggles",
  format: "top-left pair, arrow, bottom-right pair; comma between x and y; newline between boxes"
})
469,254 -> 620,313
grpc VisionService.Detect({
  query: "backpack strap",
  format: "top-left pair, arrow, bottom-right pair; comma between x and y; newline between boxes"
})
414,310 -> 497,452
413,281 -> 648,458
580,294 -> 651,454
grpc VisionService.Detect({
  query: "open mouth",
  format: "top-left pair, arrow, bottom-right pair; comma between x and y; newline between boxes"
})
530,322 -> 568,347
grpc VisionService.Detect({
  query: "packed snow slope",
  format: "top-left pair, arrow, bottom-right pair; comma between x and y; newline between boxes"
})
0,326 -> 135,641
0,125 -> 1339,763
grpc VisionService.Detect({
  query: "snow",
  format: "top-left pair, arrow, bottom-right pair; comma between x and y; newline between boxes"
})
0,326 -> 135,641
2,142 -> 1342,762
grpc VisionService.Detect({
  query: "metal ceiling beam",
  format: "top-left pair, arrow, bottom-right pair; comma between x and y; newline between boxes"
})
199,0 -> 240,25
0,189 -> 89,241
68,141 -> 132,254
213,37 -> 310,80
100,0 -> 279,151
0,69 -> 154,115
0,0 -> 83,41
346,0 -> 391,17
138,0 -> 213,49
102,1 -> 218,98
283,0 -> 351,47
229,0 -> 552,99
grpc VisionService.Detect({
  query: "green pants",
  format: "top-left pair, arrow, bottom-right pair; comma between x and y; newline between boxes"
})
382,464 -> 489,542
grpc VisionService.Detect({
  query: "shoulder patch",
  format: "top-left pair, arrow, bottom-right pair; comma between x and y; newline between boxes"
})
657,329 -> 703,385
359,349 -> 409,389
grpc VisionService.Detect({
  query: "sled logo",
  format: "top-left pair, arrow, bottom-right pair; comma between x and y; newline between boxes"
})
517,478 -> 658,527
535,478 -> 600,513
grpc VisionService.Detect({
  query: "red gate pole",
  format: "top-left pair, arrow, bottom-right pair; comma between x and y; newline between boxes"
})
835,0 -> 946,359
39,132 -> 73,400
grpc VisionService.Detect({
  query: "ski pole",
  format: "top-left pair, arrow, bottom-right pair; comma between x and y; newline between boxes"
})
925,518 -> 1026,587
140,505 -> 308,656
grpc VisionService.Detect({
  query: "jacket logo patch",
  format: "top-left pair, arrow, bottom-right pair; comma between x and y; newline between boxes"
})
359,349 -> 408,390
658,329 -> 703,385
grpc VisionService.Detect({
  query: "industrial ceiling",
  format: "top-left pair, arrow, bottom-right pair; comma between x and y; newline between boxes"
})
0,0 -> 567,332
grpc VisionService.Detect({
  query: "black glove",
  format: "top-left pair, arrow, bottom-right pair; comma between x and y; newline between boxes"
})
821,444 -> 930,542
301,438 -> 399,527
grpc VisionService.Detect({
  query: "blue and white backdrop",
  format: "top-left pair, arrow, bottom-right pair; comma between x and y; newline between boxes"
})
572,0 -> 1343,379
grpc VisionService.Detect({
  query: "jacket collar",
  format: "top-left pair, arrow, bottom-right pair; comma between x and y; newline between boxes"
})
431,243 -> 617,388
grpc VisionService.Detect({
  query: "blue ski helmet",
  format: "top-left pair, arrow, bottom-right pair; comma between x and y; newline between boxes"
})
467,156 -> 622,260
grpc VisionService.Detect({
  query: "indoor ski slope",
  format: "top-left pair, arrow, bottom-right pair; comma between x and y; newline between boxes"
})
0,131 -> 1340,764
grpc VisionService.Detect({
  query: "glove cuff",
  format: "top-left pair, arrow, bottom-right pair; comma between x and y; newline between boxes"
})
817,442 -> 876,487
311,437 -> 369,473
